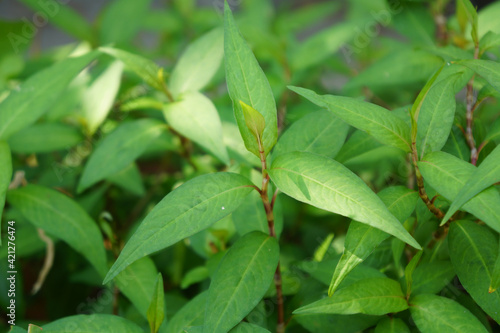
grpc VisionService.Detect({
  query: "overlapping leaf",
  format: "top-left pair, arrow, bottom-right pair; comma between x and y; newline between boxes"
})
204,232 -> 279,333
269,152 -> 420,249
224,2 -> 277,157
289,86 -> 412,152
103,172 -> 254,283
7,185 -> 107,277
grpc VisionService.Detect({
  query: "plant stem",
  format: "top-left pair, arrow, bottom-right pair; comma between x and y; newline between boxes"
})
465,43 -> 480,165
411,142 -> 445,219
259,150 -> 285,333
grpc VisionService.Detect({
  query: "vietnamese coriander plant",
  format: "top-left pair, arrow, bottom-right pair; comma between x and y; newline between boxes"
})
2,0 -> 500,332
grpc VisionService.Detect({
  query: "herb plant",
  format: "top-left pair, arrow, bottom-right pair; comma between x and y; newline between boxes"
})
2,0 -> 500,332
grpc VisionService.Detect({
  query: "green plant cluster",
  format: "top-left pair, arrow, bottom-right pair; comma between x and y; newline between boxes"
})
1,0 -> 500,332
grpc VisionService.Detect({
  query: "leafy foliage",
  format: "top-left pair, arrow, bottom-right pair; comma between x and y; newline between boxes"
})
2,0 -> 500,332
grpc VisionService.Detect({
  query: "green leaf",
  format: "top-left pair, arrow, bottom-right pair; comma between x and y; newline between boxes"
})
0,51 -> 98,140
115,257 -> 158,318
491,244 -> 500,292
181,266 -> 209,289
147,273 -> 165,333
224,1 -> 277,157
290,22 -> 355,71
82,60 -> 123,135
335,130 -> 383,163
442,144 -> 500,224
107,163 -> 145,196
240,100 -> 266,144
7,123 -> 83,154
0,141 -> 12,244
479,31 -> 500,55
18,0 -> 94,42
448,220 -> 500,323
163,91 -> 229,164
163,292 -> 207,333
27,325 -> 42,333
204,231 -> 279,333
404,251 -> 423,298
229,323 -> 271,333
343,49 -> 442,93
457,0 -> 479,44
272,110 -> 349,159
289,86 -> 412,152
275,2 -> 340,35
294,277 -> 408,315
417,74 -> 459,159
392,4 -> 435,45
418,151 -> 500,232
99,47 -> 163,91
100,0 -> 152,45
269,152 -> 420,249
103,172 -> 254,283
42,314 -> 143,332
374,317 -> 410,333
7,185 -> 107,277
169,28 -> 223,96
232,190 -> 283,238
410,261 -> 456,295
294,313 -> 378,333
78,119 -> 165,193
330,186 -> 418,295
410,294 -> 489,333
457,59 -> 500,94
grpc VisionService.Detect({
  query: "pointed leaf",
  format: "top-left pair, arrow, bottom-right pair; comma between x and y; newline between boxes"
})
239,101 -> 266,144
163,91 -> 229,164
103,172 -> 254,283
0,51 -> 98,139
269,152 -> 420,250
491,244 -> 500,292
442,144 -> 500,224
6,185 -> 107,277
7,123 -> 83,154
42,314 -> 143,332
289,86 -> 412,152
82,60 -> 123,135
147,273 -> 165,333
457,0 -> 479,44
404,251 -> 423,298
224,2 -> 277,157
410,294 -> 489,333
115,257 -> 158,319
410,261 -> 456,295
418,151 -> 500,232
163,292 -> 207,333
374,317 -> 410,333
100,47 -> 163,90
272,110 -> 349,159
290,22 -> 355,71
294,277 -> 408,315
448,220 -> 500,323
170,28 -> 223,96
204,231 -> 279,333
78,119 -> 165,193
417,74 -> 458,158
330,186 -> 418,295
458,59 -> 500,94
